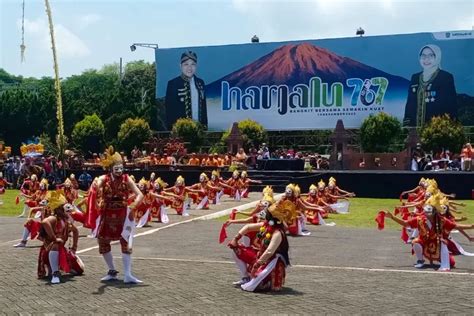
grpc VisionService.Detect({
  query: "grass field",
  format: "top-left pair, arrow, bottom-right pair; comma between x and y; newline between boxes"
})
2,189 -> 473,229
217,197 -> 474,230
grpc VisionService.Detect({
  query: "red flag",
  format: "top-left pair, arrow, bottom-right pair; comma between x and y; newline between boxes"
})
401,227 -> 409,243
375,211 -> 386,230
85,186 -> 98,229
229,209 -> 237,220
15,196 -> 20,205
219,223 -> 227,244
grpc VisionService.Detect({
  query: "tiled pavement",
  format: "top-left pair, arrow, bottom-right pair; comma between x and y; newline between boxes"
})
0,193 -> 473,314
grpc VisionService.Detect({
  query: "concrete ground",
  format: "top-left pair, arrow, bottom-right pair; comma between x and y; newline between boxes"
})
0,192 -> 473,314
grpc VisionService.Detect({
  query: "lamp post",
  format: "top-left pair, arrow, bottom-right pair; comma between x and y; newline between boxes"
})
130,43 -> 159,51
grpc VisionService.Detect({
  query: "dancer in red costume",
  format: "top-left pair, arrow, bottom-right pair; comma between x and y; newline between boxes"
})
149,178 -> 173,223
17,174 -> 40,217
384,194 -> 474,271
300,184 -> 330,225
223,170 -> 244,201
163,175 -> 191,216
37,191 -> 81,284
240,171 -> 262,198
228,200 -> 296,291
208,170 -> 232,204
0,172 -> 12,206
93,147 -> 144,284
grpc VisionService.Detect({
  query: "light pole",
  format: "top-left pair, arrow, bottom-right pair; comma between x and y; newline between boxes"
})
130,43 -> 159,51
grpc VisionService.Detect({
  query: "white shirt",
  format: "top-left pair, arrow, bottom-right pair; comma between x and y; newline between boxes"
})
190,76 -> 199,120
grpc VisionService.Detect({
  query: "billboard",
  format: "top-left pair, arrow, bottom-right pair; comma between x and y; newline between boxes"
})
156,30 -> 474,131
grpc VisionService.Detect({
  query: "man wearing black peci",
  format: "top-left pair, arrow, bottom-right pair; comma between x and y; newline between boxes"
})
165,51 -> 208,130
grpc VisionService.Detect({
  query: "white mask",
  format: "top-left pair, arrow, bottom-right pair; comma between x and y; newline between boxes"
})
112,164 -> 124,177
423,205 -> 434,215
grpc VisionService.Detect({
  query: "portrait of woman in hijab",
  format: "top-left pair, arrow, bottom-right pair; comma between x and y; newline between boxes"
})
403,44 -> 457,127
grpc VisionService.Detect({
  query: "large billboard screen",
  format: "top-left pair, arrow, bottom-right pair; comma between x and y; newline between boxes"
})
156,31 -> 473,131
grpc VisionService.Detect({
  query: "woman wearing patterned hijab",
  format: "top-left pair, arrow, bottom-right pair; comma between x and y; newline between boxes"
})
165,51 -> 208,130
403,44 -> 457,127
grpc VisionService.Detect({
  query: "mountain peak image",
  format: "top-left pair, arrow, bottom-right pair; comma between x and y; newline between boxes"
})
207,42 -> 408,93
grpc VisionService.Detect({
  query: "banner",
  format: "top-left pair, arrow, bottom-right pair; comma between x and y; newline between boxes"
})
156,31 -> 473,131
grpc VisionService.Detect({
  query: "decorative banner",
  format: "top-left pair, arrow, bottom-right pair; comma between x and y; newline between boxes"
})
156,31 -> 473,131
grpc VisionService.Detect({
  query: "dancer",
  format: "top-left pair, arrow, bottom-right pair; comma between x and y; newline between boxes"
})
227,200 -> 296,292
240,171 -> 262,198
37,191 -> 81,284
384,195 -> 474,271
93,146 -> 144,283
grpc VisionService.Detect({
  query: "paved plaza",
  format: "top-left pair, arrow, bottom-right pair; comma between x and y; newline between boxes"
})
0,193 -> 473,314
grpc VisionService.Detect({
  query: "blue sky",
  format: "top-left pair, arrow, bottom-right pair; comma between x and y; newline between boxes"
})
1,0 -> 473,78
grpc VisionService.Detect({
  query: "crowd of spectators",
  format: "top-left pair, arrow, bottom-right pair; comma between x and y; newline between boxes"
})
410,142 -> 472,171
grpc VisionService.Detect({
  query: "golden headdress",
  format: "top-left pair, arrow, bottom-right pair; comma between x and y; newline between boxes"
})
329,177 -> 336,184
425,194 -> 442,213
438,195 -> 450,215
232,170 -> 240,177
262,193 -> 275,205
46,190 -> 67,211
64,178 -> 72,186
211,170 -> 220,177
309,184 -> 317,191
31,174 -> 38,181
294,185 -> 301,197
262,185 -> 274,197
425,184 -> 439,196
138,177 -> 148,187
269,200 -> 297,224
40,178 -> 49,187
129,175 -> 136,183
100,146 -> 123,169
176,175 -> 185,185
285,183 -> 296,193
200,172 -> 209,181
69,173 -> 75,179
154,177 -> 168,188
318,179 -> 326,188
419,177 -> 426,185
241,171 -> 248,177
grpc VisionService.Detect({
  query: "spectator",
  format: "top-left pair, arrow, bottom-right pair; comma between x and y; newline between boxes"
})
235,148 -> 248,165
461,143 -> 472,171
260,143 -> 270,159
78,170 -> 92,190
358,158 -> 366,168
411,143 -> 426,171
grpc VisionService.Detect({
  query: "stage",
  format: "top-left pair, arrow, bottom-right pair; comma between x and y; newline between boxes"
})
69,168 -> 473,200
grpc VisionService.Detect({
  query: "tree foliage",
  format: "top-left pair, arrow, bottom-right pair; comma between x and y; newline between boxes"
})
0,62 -> 157,156
117,118 -> 152,155
221,119 -> 268,150
360,112 -> 402,153
72,114 -> 105,156
421,114 -> 465,152
171,118 -> 204,152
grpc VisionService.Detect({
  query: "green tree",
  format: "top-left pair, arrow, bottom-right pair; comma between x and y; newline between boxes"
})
171,118 -> 204,152
117,118 -> 152,155
421,114 -> 465,153
72,114 -> 105,156
360,112 -> 402,153
221,119 -> 268,150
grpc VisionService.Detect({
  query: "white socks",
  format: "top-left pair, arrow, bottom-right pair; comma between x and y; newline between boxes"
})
440,243 -> 450,270
122,253 -> 142,283
413,243 -> 423,261
21,227 -> 30,242
102,251 -> 115,271
49,250 -> 59,273
232,252 -> 249,279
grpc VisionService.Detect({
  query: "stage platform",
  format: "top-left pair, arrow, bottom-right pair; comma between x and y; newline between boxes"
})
69,168 -> 473,200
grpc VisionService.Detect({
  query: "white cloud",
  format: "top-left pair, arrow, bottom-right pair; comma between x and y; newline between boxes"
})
18,17 -> 90,59
77,13 -> 102,30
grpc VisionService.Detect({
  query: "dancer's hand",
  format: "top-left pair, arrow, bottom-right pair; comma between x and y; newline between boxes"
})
227,238 -> 238,249
55,237 -> 64,244
385,211 -> 393,219
224,220 -> 231,227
